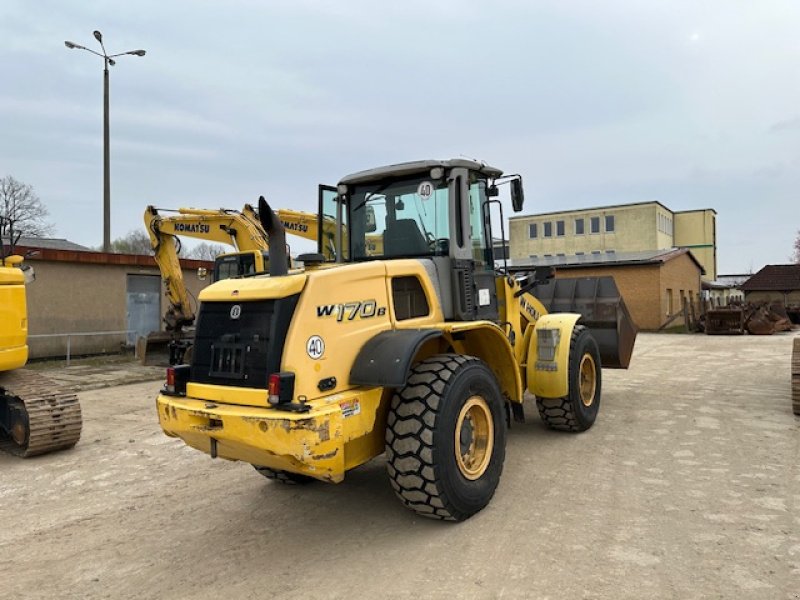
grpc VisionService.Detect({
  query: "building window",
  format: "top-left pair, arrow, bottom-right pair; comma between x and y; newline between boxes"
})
575,218 -> 584,235
590,216 -> 600,234
529,254 -> 538,259
605,215 -> 615,232
666,288 -> 674,316
543,222 -> 552,237
605,249 -> 615,254
529,223 -> 537,239
591,250 -> 601,255
576,251 -> 584,256
556,220 -> 565,236
556,253 -> 565,257
544,254 -> 552,258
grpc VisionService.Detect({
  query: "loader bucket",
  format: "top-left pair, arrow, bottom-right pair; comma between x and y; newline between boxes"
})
531,276 -> 637,369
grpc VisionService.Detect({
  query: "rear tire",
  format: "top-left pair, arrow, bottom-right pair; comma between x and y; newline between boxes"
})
536,325 -> 601,432
252,465 -> 314,485
386,354 -> 507,521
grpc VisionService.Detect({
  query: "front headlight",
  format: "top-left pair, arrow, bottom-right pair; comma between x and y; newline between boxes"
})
537,328 -> 561,362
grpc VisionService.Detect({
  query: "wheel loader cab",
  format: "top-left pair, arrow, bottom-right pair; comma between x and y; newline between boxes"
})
319,160 -> 513,322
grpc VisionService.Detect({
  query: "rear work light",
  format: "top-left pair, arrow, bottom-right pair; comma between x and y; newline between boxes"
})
164,365 -> 190,396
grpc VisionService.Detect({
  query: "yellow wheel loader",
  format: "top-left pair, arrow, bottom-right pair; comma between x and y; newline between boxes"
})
0,254 -> 81,457
156,159 -> 636,520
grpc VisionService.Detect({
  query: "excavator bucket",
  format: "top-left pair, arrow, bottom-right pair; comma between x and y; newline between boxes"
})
137,331 -> 193,366
532,276 -> 638,369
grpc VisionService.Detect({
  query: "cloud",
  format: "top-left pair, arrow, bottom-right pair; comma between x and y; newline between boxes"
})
769,117 -> 800,133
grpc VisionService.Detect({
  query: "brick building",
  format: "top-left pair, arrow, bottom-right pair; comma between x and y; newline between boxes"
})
739,264 -> 800,307
507,248 -> 704,330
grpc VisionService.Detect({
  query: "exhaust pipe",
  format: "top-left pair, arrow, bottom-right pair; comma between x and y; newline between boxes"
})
258,196 -> 288,277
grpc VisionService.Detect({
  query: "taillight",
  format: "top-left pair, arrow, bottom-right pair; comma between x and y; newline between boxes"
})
268,373 -> 280,401
268,372 -> 295,406
164,365 -> 190,396
166,367 -> 176,391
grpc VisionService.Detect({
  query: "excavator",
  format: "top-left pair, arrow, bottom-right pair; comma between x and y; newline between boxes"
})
143,204 -> 327,364
0,249 -> 82,457
155,158 -> 637,521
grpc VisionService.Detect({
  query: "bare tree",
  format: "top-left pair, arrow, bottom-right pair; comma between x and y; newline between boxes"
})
793,230 -> 800,263
107,230 -> 153,255
186,242 -> 227,261
0,176 -> 54,253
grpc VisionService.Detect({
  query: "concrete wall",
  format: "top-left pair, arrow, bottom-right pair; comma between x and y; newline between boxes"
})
21,249 -> 211,359
674,209 -> 717,281
553,252 -> 702,331
509,202 -> 717,282
510,202 -> 664,260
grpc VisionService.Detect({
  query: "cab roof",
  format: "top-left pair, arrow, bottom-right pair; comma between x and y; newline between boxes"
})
339,159 -> 503,185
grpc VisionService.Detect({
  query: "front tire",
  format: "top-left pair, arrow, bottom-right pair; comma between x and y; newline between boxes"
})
386,354 -> 507,521
536,325 -> 602,432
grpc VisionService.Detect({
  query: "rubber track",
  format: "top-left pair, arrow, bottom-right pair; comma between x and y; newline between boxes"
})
536,325 -> 585,432
0,369 -> 82,457
792,337 -> 800,416
386,354 -> 475,521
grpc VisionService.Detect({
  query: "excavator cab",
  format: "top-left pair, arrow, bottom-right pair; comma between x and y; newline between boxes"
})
213,250 -> 270,281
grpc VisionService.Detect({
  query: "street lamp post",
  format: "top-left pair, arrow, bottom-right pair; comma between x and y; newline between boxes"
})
65,31 -> 145,253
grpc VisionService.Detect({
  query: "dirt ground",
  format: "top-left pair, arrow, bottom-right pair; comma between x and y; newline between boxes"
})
2,332 -> 799,600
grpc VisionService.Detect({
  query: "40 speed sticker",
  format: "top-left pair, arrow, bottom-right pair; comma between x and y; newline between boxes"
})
306,335 -> 325,359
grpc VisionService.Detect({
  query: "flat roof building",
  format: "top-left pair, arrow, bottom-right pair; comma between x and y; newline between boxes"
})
509,201 -> 717,281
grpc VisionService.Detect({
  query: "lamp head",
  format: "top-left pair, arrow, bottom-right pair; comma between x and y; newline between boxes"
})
93,30 -> 103,43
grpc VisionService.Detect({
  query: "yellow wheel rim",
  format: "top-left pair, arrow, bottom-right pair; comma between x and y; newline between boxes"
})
579,353 -> 597,407
455,396 -> 494,480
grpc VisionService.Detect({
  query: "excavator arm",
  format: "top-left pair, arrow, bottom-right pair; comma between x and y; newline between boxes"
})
143,205 -> 274,330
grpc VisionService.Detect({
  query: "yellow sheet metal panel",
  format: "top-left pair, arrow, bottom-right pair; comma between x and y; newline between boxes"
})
444,321 -> 523,403
157,385 -> 387,482
0,264 -> 28,372
527,313 -> 581,399
282,262 -> 393,402
383,259 -> 445,326
198,272 -> 307,301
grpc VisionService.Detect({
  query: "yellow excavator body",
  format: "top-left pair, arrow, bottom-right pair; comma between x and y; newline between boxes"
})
0,255 -> 82,457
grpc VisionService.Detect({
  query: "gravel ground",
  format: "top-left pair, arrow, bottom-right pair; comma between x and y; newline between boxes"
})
2,332 -> 799,600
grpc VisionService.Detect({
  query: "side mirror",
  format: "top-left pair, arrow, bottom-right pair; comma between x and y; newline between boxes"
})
365,205 -> 377,232
510,178 -> 525,212
21,264 -> 35,284
197,267 -> 208,281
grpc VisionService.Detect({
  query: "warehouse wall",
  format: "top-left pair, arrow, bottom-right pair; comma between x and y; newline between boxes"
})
21,251 -> 211,359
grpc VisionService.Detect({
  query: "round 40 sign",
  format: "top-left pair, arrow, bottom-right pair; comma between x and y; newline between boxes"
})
306,335 -> 325,359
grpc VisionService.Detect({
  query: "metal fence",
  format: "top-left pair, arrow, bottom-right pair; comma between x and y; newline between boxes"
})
28,330 -> 137,366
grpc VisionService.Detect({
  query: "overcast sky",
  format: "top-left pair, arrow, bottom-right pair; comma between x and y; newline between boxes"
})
1,0 -> 798,273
